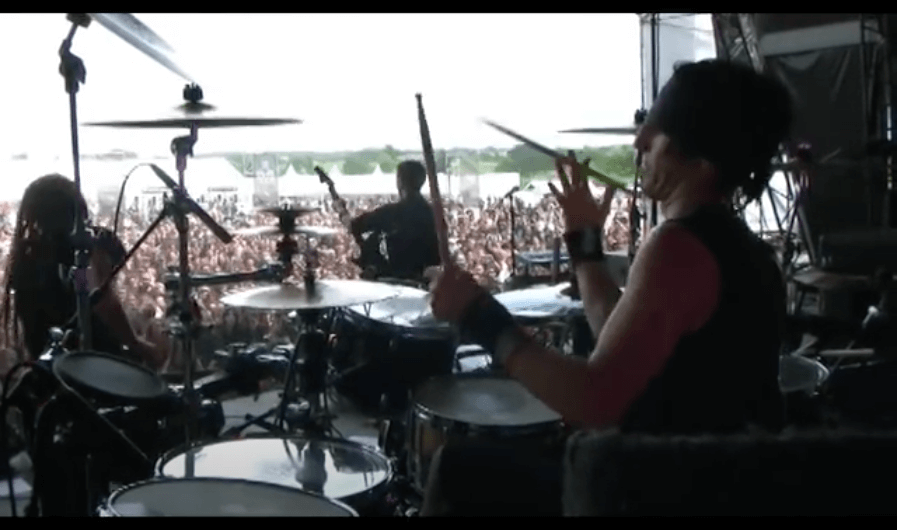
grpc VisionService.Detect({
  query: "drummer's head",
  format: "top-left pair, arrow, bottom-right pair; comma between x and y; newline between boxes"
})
634,59 -> 793,207
396,160 -> 427,199
1,174 -> 89,353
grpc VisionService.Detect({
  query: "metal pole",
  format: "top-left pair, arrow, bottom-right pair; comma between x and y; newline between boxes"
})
882,14 -> 893,228
859,14 -> 874,226
650,13 -> 660,229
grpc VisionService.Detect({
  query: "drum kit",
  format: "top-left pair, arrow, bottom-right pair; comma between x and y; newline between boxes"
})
0,13 -> 581,517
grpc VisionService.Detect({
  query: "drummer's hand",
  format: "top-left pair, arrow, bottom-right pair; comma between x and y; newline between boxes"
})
425,263 -> 487,324
548,152 -> 615,232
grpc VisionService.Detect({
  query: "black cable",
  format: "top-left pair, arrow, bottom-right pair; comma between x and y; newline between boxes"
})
113,163 -> 152,239
1,361 -> 35,518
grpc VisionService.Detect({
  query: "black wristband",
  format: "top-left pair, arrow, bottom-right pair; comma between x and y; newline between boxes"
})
460,293 -> 518,356
564,227 -> 605,264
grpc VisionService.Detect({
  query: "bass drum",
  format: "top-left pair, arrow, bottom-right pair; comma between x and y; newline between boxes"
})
330,286 -> 457,415
156,436 -> 393,516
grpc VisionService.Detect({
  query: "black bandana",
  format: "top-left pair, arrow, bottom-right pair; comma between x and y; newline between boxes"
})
645,61 -> 785,174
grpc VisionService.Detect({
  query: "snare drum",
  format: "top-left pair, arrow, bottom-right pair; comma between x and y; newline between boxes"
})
331,286 -> 457,412
100,478 -> 356,516
157,436 -> 392,515
407,374 -> 564,493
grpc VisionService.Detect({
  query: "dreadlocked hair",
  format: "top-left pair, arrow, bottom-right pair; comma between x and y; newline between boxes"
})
1,174 -> 88,357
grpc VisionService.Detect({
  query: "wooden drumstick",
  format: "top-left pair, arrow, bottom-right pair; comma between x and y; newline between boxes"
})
482,119 -> 632,194
416,94 -> 452,266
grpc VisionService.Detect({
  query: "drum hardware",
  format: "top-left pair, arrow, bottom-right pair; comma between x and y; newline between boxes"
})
24,355 -> 163,517
56,14 -> 95,353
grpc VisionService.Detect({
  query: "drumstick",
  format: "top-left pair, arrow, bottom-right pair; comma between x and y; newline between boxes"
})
416,94 -> 452,266
482,119 -> 632,193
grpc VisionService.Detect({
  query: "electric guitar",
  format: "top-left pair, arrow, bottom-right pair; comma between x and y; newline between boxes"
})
314,166 -> 389,278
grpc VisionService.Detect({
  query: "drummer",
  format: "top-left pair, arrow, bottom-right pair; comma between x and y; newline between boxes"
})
0,174 -> 167,370
422,59 -> 792,516
349,160 -> 440,284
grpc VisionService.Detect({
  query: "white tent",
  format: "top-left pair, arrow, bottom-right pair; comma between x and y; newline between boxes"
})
122,157 -> 253,209
372,164 -> 383,175
280,169 -> 330,198
475,172 -> 521,199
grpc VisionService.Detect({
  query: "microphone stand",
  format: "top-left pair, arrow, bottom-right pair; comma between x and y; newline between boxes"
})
507,189 -> 517,279
59,14 -> 94,352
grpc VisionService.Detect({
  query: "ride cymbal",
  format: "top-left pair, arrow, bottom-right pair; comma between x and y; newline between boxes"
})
221,280 -> 402,311
559,127 -> 638,135
257,206 -> 319,218
235,226 -> 339,238
84,117 -> 301,129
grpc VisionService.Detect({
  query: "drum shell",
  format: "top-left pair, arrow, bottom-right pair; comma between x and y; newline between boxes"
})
330,308 -> 457,412
154,435 -> 393,516
406,374 -> 566,494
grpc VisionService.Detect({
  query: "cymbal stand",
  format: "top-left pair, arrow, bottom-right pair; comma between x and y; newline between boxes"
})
223,237 -> 338,438
59,14 -> 94,351
168,121 -> 202,467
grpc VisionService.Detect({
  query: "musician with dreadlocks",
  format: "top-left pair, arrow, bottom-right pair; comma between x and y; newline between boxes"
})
0,174 -> 166,370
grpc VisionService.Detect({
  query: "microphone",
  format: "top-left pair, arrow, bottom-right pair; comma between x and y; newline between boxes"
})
148,164 -> 233,244
503,186 -> 520,200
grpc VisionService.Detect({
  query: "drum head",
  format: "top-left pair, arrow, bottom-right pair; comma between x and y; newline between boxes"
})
53,351 -> 168,401
347,286 -> 446,329
159,437 -> 391,501
413,375 -> 561,427
107,478 -> 356,516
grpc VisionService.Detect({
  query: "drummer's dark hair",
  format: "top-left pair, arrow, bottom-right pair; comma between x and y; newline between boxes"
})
1,174 -> 88,356
397,160 -> 427,192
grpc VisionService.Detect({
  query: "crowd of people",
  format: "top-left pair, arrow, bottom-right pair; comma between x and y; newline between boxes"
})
0,189 -> 632,367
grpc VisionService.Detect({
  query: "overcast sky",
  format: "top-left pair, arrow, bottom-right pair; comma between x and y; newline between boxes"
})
0,13 -> 714,160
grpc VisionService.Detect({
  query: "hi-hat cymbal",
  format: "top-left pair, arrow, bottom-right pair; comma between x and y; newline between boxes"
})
235,226 -> 339,238
88,13 -> 194,82
221,280 -> 402,311
559,127 -> 638,135
84,117 -> 301,129
257,206 -> 319,218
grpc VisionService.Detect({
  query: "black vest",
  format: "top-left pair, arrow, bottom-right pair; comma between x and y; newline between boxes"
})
621,205 -> 786,435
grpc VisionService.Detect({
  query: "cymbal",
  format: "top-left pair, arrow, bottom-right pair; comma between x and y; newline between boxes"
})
88,14 -> 194,82
257,206 -> 319,218
234,226 -> 339,238
559,127 -> 638,135
221,280 -> 402,311
84,117 -> 301,129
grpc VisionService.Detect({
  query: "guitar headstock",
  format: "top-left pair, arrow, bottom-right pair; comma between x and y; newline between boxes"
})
314,166 -> 334,187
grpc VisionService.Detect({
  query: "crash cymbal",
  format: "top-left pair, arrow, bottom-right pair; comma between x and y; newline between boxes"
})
88,14 -> 194,82
559,127 -> 638,135
221,280 -> 402,311
84,117 -> 301,129
235,226 -> 339,238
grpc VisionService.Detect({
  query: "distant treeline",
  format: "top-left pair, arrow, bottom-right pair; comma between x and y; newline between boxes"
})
225,144 -> 638,187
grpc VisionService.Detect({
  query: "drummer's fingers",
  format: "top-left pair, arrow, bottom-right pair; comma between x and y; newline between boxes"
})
554,158 -> 571,193
548,182 -> 565,204
423,265 -> 442,284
